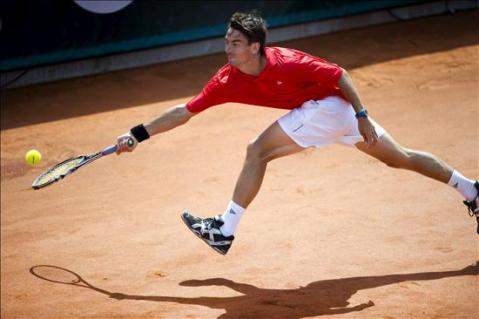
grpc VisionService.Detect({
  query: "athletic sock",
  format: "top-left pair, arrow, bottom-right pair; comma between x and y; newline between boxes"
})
448,170 -> 478,202
219,201 -> 245,237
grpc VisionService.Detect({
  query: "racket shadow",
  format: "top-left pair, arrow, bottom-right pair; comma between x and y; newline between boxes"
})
29,265 -> 111,295
29,263 -> 478,318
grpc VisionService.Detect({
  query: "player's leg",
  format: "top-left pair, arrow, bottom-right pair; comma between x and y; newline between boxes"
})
355,131 -> 453,183
181,120 -> 305,254
232,120 -> 305,208
219,121 -> 305,239
355,132 -> 479,232
335,94 -> 477,204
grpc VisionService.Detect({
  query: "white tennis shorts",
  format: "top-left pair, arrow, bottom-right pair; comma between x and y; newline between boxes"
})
277,96 -> 385,148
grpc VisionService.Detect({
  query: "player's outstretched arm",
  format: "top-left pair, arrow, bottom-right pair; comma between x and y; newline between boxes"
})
116,103 -> 195,154
144,103 -> 195,136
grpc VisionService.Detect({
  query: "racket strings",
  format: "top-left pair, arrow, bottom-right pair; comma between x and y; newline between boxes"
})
32,266 -> 82,284
33,157 -> 84,186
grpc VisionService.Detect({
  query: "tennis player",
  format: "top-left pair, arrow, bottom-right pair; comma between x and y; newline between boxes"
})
116,12 -> 478,254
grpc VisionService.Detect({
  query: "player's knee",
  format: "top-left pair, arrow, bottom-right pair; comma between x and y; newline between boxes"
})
246,141 -> 268,163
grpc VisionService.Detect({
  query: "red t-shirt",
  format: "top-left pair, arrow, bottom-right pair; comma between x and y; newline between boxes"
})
186,47 -> 344,113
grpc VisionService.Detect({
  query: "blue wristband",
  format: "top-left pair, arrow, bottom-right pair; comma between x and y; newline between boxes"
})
355,109 -> 368,119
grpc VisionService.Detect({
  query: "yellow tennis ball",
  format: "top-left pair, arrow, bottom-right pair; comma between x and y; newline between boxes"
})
25,149 -> 42,166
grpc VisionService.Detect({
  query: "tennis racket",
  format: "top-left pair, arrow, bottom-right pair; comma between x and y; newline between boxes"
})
29,265 -> 111,295
32,138 -> 133,190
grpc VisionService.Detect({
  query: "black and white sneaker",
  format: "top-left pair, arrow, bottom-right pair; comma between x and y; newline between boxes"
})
463,181 -> 479,234
181,212 -> 234,255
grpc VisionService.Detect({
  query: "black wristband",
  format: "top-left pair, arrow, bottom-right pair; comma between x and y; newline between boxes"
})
130,124 -> 150,143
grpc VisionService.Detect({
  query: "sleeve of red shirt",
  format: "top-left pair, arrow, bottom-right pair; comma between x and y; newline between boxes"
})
300,55 -> 343,86
186,70 -> 228,113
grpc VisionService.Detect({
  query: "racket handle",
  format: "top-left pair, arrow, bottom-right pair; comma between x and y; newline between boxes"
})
102,145 -> 117,155
102,137 -> 134,156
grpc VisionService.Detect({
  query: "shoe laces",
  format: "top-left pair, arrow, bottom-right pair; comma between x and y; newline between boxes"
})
201,217 -> 218,230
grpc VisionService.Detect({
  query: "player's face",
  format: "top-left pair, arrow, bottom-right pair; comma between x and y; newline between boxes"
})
224,28 -> 259,68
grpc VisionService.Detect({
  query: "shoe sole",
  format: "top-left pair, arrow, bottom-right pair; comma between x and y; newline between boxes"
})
180,213 -> 227,255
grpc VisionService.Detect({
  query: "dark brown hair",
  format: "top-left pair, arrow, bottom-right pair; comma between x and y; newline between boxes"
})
229,11 -> 267,55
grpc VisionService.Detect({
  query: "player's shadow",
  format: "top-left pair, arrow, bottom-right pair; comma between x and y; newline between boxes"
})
30,262 -> 478,318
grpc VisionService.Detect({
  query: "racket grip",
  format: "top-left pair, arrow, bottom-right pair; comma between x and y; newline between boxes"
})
102,137 -> 134,155
102,145 -> 117,155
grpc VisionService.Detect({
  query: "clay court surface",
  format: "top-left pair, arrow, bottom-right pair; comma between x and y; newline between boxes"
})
1,11 -> 478,319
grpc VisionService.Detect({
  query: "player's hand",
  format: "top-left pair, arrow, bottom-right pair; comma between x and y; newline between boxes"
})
116,132 -> 138,155
358,117 -> 378,146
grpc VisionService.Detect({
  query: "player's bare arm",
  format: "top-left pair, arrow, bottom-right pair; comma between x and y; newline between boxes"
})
144,104 -> 195,136
337,69 -> 378,146
116,103 -> 195,154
